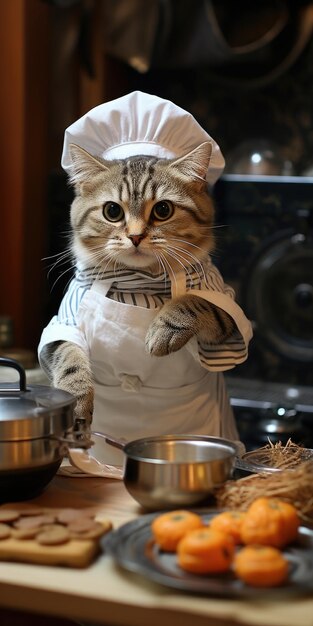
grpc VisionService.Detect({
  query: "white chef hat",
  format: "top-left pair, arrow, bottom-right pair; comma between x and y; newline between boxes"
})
61,91 -> 225,185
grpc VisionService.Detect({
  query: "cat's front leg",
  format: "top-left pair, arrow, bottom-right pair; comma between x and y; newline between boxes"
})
145,294 -> 235,356
41,341 -> 94,437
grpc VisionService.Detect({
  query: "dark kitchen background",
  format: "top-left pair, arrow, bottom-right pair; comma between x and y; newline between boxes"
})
0,0 -> 313,449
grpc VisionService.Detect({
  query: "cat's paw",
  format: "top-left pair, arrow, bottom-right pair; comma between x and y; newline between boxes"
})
72,387 -> 94,441
74,387 -> 94,425
145,311 -> 194,356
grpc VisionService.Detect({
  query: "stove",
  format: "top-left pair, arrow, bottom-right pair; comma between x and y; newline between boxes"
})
227,375 -> 313,450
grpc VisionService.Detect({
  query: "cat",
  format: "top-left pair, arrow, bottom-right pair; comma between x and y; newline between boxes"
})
39,140 -> 239,442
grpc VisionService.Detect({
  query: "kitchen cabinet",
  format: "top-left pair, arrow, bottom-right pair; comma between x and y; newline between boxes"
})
0,0 -> 49,351
0,0 -> 110,352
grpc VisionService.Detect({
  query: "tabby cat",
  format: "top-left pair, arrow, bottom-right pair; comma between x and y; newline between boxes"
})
40,141 -> 235,434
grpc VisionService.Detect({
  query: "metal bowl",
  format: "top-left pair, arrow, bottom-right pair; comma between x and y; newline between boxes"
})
120,434 -> 238,510
236,447 -> 313,476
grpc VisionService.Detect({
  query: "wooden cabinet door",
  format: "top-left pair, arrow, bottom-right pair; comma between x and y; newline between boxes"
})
0,0 -> 49,350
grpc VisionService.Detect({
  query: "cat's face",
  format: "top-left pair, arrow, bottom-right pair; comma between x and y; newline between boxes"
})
69,142 -> 215,274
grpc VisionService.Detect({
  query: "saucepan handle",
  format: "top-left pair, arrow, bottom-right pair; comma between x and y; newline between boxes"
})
91,431 -> 126,450
66,430 -> 125,479
65,429 -> 126,478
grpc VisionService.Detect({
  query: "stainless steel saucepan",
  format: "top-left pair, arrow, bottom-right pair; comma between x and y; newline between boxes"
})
73,431 -> 238,510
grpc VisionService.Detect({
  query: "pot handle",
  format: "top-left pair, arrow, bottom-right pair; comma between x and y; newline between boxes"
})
67,448 -> 124,479
0,357 -> 27,392
91,431 -> 126,450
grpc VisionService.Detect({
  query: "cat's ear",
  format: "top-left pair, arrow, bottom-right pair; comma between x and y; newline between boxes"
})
68,144 -> 109,186
169,142 -> 212,181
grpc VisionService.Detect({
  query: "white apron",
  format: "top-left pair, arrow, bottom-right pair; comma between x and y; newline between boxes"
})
76,275 -> 238,465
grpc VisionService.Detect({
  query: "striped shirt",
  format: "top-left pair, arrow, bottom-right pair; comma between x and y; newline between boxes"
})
55,258 -> 251,372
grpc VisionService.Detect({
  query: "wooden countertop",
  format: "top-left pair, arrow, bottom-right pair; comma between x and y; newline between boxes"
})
0,475 -> 313,626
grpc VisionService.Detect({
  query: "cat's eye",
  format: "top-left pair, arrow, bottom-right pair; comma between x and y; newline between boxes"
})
103,202 -> 124,222
152,201 -> 174,221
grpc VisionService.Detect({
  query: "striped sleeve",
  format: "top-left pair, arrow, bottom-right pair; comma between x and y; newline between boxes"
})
189,261 -> 253,372
57,274 -> 92,326
197,333 -> 250,372
38,273 -> 92,363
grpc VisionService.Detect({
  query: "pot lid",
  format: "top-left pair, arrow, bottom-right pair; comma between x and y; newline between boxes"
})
0,358 -> 76,441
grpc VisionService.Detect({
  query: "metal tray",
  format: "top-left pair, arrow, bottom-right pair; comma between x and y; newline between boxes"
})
102,510 -> 313,598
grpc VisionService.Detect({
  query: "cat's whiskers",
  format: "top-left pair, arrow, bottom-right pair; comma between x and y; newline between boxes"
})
84,242 -> 113,265
168,247 -> 196,282
113,257 -> 126,276
162,248 -> 191,279
168,237 -> 208,254
166,244 -> 206,284
158,252 -> 178,294
168,238 -> 210,274
168,247 -> 207,290
151,237 -> 196,285
167,243 -> 202,269
92,247 -> 116,272
49,265 -> 76,294
79,246 -> 117,280
42,249 -> 72,263
153,252 -> 169,291
86,253 -> 109,276
43,250 -> 73,279
165,245 -> 202,280
172,224 -> 226,230
100,257 -> 116,275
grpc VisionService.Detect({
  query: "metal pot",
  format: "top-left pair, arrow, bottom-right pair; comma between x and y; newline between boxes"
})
0,357 -> 77,501
91,432 -> 238,510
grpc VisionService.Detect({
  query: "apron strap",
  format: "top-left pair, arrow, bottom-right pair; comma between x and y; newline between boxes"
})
170,271 -> 187,299
90,280 -> 113,297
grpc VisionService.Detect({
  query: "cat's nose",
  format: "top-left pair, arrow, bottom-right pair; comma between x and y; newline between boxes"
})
128,234 -> 145,247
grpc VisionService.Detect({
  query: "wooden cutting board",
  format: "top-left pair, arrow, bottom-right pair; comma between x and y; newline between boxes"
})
0,503 -> 112,568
